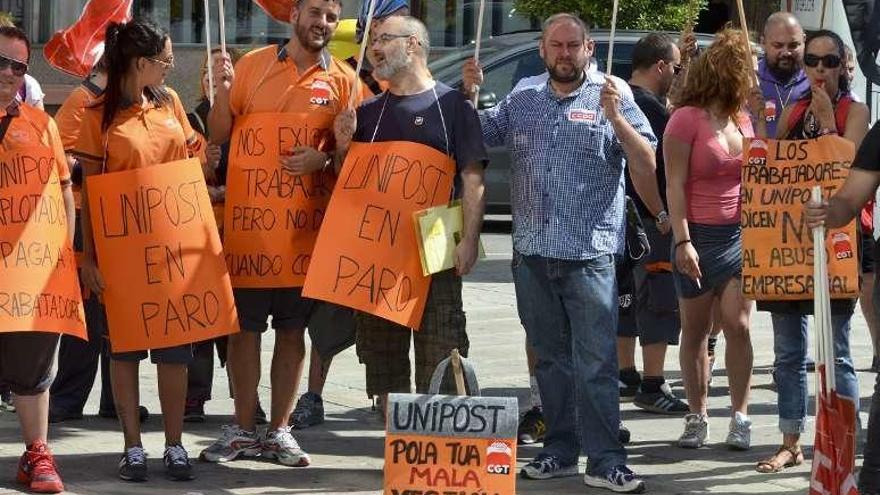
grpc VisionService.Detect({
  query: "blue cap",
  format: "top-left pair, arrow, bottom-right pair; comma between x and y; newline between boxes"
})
356,0 -> 409,43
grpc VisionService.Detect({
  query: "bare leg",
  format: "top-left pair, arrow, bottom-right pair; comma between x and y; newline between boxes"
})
617,336 -> 637,370
157,363 -> 187,445
270,329 -> 306,430
14,391 -> 49,446
642,342 -> 668,377
678,292 -> 715,415
227,332 -> 261,431
307,348 -> 330,395
719,278 -> 754,416
110,360 -> 141,448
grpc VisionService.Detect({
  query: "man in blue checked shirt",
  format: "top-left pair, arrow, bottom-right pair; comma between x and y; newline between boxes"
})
463,12 -> 657,494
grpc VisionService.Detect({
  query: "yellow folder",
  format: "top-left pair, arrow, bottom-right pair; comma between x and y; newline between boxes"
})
413,200 -> 484,276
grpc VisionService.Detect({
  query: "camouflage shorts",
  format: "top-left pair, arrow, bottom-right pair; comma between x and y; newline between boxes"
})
355,270 -> 469,397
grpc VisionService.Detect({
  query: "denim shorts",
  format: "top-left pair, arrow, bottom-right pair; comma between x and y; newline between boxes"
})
672,223 -> 741,299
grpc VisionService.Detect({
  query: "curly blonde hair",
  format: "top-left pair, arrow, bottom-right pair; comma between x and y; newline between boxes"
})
673,28 -> 753,120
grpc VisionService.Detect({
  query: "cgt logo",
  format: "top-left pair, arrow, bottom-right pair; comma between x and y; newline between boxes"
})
485,440 -> 513,475
310,79 -> 333,106
747,138 -> 768,166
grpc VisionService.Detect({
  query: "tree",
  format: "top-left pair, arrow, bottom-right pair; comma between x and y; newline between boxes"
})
513,0 -> 708,31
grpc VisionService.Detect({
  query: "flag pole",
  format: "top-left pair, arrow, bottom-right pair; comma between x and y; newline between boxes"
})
734,0 -> 759,88
349,0 -> 378,109
218,0 -> 227,56
819,0 -> 829,28
204,0 -> 214,106
607,0 -> 620,75
471,0 -> 486,106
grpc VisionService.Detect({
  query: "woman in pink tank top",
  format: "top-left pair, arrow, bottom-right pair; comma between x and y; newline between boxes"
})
664,29 -> 756,450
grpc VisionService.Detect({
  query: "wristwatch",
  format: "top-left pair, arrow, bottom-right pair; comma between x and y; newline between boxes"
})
655,210 -> 669,225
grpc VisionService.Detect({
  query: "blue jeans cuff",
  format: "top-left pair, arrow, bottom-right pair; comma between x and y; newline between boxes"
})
779,417 -> 806,434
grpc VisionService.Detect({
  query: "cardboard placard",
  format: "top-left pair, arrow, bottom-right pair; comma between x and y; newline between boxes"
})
87,158 -> 239,351
741,135 -> 859,300
0,146 -> 85,337
414,200 -> 485,276
385,394 -> 518,495
223,113 -> 335,288
302,141 -> 455,329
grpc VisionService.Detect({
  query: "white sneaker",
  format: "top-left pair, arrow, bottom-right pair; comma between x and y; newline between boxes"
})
677,413 -> 709,449
726,412 -> 751,450
262,427 -> 311,467
199,425 -> 261,463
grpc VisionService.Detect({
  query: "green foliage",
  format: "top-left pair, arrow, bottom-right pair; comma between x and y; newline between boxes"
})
513,0 -> 708,31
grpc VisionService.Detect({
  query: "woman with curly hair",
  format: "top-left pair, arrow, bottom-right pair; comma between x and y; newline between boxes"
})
753,29 -> 869,474
664,28 -> 756,450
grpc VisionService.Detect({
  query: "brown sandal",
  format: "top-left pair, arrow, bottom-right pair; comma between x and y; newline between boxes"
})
756,445 -> 804,473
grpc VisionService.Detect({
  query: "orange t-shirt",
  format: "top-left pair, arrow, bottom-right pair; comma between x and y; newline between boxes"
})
73,87 -> 198,172
1,103 -> 70,183
229,45 -> 366,119
55,83 -> 101,152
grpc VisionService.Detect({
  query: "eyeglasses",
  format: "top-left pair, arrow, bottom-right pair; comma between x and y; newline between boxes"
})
148,57 -> 175,69
370,33 -> 414,46
0,53 -> 27,77
804,53 -> 841,69
672,64 -> 683,75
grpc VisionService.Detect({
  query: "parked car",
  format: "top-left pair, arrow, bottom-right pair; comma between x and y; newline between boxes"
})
429,30 -> 716,213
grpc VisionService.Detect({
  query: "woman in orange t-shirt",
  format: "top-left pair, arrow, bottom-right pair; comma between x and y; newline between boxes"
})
73,19 -> 205,483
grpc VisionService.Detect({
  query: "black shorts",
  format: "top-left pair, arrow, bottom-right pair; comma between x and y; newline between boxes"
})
0,332 -> 59,395
233,287 -> 314,332
87,295 -> 194,364
862,232 -> 874,274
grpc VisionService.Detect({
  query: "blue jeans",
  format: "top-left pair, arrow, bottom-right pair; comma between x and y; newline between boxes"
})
771,312 -> 858,434
513,252 -> 626,476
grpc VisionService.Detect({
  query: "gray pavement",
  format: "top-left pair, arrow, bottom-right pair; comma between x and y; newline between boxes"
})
1,226 -> 877,494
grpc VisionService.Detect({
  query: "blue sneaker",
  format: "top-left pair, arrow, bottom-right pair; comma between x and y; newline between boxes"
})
584,465 -> 646,493
520,453 -> 578,480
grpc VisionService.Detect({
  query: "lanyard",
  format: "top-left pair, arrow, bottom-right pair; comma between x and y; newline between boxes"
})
370,82 -> 450,157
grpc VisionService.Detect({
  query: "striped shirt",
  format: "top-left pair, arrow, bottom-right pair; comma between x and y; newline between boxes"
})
481,70 -> 656,260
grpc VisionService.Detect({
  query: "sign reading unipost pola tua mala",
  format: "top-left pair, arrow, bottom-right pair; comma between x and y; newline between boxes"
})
384,394 -> 518,495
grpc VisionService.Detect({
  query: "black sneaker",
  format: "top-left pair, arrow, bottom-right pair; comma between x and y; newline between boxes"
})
634,383 -> 689,415
619,422 -> 631,444
619,370 -> 641,402
118,446 -> 148,482
183,400 -> 206,423
520,453 -> 578,480
584,464 -> 646,493
517,407 -> 546,445
163,444 -> 194,481
290,392 -> 325,429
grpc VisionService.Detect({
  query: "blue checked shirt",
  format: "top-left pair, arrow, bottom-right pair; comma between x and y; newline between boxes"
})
481,71 -> 657,260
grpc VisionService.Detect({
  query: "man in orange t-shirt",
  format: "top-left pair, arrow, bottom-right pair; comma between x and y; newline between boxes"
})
201,0 -> 362,467
0,26 -> 73,494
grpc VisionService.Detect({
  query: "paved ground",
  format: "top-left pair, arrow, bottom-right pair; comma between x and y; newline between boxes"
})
0,224 -> 877,494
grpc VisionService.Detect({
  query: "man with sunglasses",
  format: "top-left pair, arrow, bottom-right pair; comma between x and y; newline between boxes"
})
0,25 -> 73,494
617,32 -> 690,417
757,12 -> 809,138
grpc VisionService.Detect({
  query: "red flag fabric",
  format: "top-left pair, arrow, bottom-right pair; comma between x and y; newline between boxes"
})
254,0 -> 294,23
43,0 -> 132,77
810,366 -> 859,495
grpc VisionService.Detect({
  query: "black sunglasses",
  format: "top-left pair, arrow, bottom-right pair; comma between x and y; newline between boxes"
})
0,53 -> 27,77
804,53 -> 841,69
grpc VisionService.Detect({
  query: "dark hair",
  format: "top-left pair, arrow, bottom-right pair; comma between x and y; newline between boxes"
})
804,29 -> 849,95
631,33 -> 675,71
101,19 -> 170,131
0,25 -> 30,61
542,13 -> 589,41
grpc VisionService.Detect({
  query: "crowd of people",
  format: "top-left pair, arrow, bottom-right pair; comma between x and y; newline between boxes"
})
1,0 -> 880,494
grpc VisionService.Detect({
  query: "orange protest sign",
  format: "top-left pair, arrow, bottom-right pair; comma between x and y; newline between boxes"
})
223,113 -> 335,288
303,141 -> 455,329
0,146 -> 85,337
741,135 -> 859,300
87,158 -> 239,352
384,394 -> 519,495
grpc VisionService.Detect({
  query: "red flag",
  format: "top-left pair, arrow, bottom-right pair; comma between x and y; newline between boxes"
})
810,367 -> 860,495
254,0 -> 294,23
43,0 -> 132,78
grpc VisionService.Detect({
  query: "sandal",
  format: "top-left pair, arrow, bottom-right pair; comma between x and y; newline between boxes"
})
756,444 -> 804,473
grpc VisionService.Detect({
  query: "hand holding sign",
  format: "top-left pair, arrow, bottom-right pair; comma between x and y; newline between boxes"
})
680,31 -> 698,64
333,108 -> 356,151
462,58 -> 484,101
453,236 -> 478,276
79,257 -> 106,296
805,193 -> 831,229
600,78 -> 621,121
809,82 -> 836,130
280,147 -> 328,176
212,53 -> 234,96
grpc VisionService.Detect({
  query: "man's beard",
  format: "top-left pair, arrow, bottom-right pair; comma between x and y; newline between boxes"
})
373,44 -> 410,81
768,56 -> 800,82
546,58 -> 585,84
295,22 -> 330,53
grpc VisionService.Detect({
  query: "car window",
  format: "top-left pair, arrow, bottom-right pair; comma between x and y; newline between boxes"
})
480,49 -> 545,103
593,42 -> 635,81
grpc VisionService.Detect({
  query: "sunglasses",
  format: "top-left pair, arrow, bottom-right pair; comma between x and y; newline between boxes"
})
804,53 -> 841,69
0,53 -> 27,77
148,57 -> 175,69
672,64 -> 683,75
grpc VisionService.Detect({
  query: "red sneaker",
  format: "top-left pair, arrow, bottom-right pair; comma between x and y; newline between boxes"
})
16,441 -> 64,493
